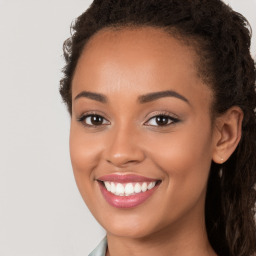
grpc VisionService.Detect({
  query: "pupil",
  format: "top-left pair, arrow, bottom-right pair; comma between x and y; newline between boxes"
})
91,115 -> 103,125
156,116 -> 168,125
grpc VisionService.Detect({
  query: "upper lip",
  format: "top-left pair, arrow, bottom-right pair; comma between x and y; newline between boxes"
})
97,174 -> 160,183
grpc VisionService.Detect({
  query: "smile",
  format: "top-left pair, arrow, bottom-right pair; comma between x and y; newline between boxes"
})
97,174 -> 161,208
103,181 -> 157,196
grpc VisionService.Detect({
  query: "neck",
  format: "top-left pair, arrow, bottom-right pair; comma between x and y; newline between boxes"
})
105,203 -> 217,256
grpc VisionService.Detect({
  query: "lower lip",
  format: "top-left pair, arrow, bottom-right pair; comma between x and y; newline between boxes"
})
98,182 -> 159,208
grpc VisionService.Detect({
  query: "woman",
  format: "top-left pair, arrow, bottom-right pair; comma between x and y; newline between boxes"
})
59,0 -> 256,255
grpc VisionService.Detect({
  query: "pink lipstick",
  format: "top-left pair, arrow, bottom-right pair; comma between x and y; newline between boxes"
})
97,174 -> 161,208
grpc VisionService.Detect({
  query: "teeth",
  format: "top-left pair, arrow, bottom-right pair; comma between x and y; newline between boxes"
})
134,183 -> 141,193
141,182 -> 147,192
103,181 -> 157,196
110,182 -> 116,193
125,183 -> 134,196
148,182 -> 155,190
105,182 -> 111,192
115,183 -> 125,195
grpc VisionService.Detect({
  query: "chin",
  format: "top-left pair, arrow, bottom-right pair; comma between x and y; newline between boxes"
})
105,224 -> 156,239
95,209 -> 167,240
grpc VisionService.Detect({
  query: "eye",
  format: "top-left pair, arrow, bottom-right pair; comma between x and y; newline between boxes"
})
145,114 -> 179,127
78,114 -> 110,127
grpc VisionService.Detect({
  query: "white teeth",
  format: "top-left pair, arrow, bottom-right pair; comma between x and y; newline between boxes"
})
141,182 -> 147,192
103,181 -> 158,196
134,183 -> 141,193
125,183 -> 134,196
105,182 -> 111,192
115,183 -> 125,195
110,182 -> 116,193
148,182 -> 156,190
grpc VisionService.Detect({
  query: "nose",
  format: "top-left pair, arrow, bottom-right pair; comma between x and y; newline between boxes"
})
104,126 -> 145,168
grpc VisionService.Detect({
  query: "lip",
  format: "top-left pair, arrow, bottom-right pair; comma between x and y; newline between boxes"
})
97,174 -> 157,183
97,174 -> 161,208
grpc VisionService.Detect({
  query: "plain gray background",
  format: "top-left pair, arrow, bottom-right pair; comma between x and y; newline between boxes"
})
0,1 -> 255,255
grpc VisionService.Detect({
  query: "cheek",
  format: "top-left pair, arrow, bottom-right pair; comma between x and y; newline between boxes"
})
69,122 -> 103,173
69,122 -> 103,201
144,122 -> 213,207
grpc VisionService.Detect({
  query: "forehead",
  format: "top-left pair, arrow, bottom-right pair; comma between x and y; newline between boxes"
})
77,27 -> 199,77
72,26 -> 212,107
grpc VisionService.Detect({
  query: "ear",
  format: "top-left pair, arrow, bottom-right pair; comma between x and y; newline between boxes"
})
212,106 -> 243,164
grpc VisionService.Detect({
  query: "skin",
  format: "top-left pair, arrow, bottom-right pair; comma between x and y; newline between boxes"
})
70,27 -> 243,256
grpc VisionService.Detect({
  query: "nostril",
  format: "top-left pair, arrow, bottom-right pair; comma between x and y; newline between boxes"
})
105,151 -> 145,167
106,158 -> 142,167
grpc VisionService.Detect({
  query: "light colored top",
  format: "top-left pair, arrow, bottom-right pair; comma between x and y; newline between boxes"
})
89,237 -> 107,256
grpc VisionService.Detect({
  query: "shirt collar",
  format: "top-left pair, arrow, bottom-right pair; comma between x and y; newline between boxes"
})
89,237 -> 107,256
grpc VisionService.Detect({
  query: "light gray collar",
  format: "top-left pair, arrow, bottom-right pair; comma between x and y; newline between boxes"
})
88,237 -> 107,256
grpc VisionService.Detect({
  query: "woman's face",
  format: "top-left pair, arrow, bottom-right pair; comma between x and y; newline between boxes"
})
70,27 -> 217,239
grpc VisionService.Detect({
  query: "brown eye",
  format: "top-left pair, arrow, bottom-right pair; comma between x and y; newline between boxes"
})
145,114 -> 180,127
155,116 -> 169,126
78,114 -> 109,126
90,115 -> 104,125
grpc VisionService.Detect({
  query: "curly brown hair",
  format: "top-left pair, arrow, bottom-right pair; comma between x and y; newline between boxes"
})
59,0 -> 256,255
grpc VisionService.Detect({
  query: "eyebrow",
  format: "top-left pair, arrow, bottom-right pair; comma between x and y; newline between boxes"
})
138,90 -> 189,104
74,91 -> 107,103
74,90 -> 189,105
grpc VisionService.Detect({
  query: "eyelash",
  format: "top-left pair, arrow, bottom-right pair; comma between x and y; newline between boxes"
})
77,112 -> 180,128
145,112 -> 180,127
77,113 -> 110,128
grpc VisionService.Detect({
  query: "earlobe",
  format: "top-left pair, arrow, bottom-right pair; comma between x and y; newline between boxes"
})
212,106 -> 243,164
